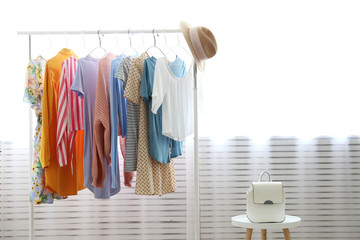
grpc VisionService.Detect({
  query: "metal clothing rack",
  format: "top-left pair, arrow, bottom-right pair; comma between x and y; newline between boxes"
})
17,29 -> 200,240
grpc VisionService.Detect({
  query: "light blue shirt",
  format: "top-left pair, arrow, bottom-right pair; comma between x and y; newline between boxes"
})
140,56 -> 185,164
110,54 -> 126,188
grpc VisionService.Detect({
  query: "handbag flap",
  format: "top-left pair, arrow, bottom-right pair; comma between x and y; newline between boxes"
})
252,182 -> 284,204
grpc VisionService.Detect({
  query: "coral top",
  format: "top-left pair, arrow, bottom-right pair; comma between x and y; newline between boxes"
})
92,53 -> 118,188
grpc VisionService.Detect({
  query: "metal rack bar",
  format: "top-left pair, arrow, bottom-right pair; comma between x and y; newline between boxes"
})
17,29 -> 181,35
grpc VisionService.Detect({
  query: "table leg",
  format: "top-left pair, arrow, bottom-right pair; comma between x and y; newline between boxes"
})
261,229 -> 267,240
245,228 -> 253,240
283,228 -> 291,240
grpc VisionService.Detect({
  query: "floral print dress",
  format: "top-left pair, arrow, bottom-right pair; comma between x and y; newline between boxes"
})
24,56 -> 64,204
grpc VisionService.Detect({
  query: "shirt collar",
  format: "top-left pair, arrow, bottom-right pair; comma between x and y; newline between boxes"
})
59,48 -> 74,56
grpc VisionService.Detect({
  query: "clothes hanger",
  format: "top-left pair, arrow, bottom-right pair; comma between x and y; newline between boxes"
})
161,30 -> 178,62
164,32 -> 193,73
161,30 -> 172,56
88,30 -> 107,58
82,32 -> 86,49
121,29 -> 139,56
65,32 -> 69,49
39,33 -> 52,61
146,29 -> 166,58
114,32 -> 120,52
167,32 -> 193,62
140,30 -> 145,53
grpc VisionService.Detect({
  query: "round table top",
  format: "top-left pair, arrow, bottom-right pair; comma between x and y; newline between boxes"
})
231,215 -> 301,230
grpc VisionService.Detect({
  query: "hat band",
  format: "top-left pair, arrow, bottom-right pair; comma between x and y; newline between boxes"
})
189,27 -> 208,61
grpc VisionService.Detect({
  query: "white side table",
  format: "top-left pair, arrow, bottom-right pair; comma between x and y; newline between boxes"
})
231,215 -> 301,240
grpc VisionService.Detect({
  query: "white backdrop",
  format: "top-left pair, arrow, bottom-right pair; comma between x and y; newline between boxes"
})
1,0 -> 360,147
1,1 -> 360,239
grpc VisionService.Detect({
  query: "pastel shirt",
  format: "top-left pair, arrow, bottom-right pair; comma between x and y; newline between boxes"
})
140,56 -> 185,164
114,56 -> 135,137
151,58 -> 194,141
92,53 -> 120,189
112,56 -> 136,186
71,54 -> 120,198
110,54 -> 128,188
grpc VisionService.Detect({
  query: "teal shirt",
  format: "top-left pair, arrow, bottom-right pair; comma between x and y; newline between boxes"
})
140,56 -> 185,164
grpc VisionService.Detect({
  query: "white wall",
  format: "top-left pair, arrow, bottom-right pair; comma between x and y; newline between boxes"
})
1,0 -> 360,147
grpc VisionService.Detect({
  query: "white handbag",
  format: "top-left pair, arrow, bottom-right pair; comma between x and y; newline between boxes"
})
246,171 -> 285,223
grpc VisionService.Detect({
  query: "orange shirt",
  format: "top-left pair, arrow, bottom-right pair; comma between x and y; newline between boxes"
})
40,48 -> 85,196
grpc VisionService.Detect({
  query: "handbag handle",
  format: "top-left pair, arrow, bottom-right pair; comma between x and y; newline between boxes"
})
258,171 -> 271,182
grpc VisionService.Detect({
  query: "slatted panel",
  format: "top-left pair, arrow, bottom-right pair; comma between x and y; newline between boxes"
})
33,146 -> 188,240
2,137 -> 360,239
0,143 -> 30,239
199,136 -> 360,240
0,141 -> 190,240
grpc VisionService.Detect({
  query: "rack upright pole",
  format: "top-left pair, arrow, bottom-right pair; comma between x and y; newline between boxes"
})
193,63 -> 200,240
28,34 -> 34,240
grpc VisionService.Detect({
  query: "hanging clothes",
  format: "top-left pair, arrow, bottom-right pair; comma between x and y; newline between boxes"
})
40,48 -> 85,196
152,58 -> 194,141
123,56 -> 141,172
57,56 -> 85,189
124,52 -> 175,196
140,56 -> 184,164
71,54 -> 121,198
114,56 -> 135,137
92,53 -> 121,189
24,55 -> 64,204
56,56 -> 84,167
110,55 -> 134,188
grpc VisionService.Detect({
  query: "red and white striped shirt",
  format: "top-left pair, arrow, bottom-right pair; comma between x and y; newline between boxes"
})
57,56 -> 84,167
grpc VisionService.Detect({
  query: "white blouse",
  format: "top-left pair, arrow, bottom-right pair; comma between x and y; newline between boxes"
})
151,57 -> 194,141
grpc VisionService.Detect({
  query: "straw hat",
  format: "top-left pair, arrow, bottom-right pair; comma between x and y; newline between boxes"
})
180,21 -> 217,72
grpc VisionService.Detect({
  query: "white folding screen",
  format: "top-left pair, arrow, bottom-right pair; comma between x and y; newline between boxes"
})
1,136 -> 360,239
0,144 -> 30,238
199,136 -> 360,240
0,142 -> 190,240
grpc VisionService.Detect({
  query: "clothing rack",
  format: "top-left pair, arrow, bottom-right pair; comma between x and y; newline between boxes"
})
17,29 -> 200,240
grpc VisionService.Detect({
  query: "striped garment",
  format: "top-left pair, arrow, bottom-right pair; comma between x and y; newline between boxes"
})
56,56 -> 84,167
123,57 -> 141,172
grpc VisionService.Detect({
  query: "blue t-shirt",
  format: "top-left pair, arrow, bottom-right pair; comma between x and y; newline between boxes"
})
140,56 -> 185,164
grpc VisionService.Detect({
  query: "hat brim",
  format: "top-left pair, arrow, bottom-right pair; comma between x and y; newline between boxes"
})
180,21 -> 205,72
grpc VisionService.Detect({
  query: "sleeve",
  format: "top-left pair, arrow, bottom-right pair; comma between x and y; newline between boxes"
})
40,63 -> 51,168
110,69 -> 120,188
119,81 -> 127,137
56,62 -> 68,167
71,62 -> 84,98
151,60 -> 167,114
140,61 -> 150,103
23,62 -> 38,107
124,59 -> 141,104
92,65 -> 107,188
69,59 -> 83,132
117,60 -> 128,137
114,61 -> 124,82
